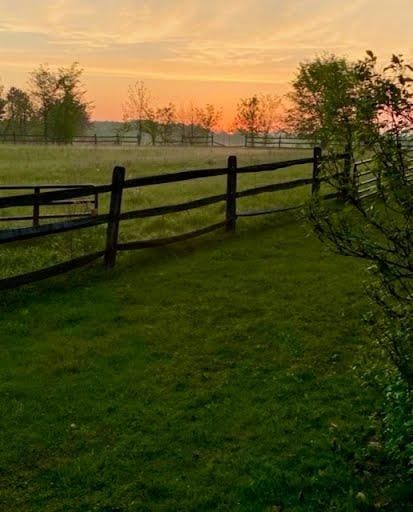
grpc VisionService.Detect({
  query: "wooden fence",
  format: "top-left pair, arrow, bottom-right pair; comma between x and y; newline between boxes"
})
0,133 -> 215,147
0,185 -> 98,225
353,157 -> 413,200
0,147 -> 348,291
244,134 -> 318,149
2,132 -> 413,150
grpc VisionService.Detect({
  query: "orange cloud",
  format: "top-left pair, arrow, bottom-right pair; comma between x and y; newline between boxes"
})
0,0 -> 412,128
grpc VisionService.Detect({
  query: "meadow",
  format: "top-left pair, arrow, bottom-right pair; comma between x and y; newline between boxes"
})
0,145 -> 314,280
0,145 -> 403,511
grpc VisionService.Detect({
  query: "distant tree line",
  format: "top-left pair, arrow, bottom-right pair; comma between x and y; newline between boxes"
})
0,64 -> 287,144
122,81 -> 283,145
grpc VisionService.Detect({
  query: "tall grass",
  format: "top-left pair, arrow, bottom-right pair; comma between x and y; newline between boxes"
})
0,145 -> 316,279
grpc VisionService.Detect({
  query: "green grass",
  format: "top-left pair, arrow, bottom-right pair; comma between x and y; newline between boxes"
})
0,145 -> 314,279
0,145 -> 402,510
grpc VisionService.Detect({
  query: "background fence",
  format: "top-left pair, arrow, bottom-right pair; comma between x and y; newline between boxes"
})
0,133 -> 215,147
0,147 -> 360,291
2,132 -> 413,150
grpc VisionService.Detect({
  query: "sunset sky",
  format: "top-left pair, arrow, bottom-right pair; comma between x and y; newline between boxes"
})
0,0 -> 412,128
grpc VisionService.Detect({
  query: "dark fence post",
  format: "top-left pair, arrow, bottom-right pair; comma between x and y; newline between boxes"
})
312,146 -> 322,195
93,190 -> 99,216
104,166 -> 125,268
226,155 -> 237,232
94,134 -> 98,146
33,186 -> 40,227
352,162 -> 360,200
341,144 -> 352,199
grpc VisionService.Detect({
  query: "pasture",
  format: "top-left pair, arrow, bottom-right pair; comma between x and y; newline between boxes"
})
0,145 -> 401,511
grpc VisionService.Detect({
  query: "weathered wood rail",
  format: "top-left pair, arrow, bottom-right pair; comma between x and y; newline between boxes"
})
353,156 -> 413,200
0,184 -> 99,226
0,147 -> 348,291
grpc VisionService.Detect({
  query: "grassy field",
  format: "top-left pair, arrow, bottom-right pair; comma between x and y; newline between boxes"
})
0,145 -> 314,279
0,145 -> 403,511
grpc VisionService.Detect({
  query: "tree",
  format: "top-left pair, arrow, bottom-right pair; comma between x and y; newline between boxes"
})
157,103 -> 176,144
257,94 -> 282,142
287,55 -> 361,150
29,65 -> 58,138
30,63 -> 91,142
308,52 -> 413,387
177,102 -> 198,144
234,94 -> 281,146
123,81 -> 152,145
142,107 -> 159,145
195,104 -> 222,142
234,95 -> 261,145
0,84 -> 6,122
4,87 -> 33,135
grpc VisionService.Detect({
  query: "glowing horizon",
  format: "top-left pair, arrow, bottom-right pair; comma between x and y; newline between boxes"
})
0,0 -> 412,129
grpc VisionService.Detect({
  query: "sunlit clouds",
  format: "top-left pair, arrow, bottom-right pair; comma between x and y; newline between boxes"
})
0,0 -> 412,127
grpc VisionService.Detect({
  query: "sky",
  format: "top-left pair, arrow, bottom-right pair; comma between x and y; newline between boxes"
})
0,0 -> 412,128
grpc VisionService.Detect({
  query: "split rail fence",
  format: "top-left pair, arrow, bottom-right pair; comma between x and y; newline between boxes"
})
0,147 -> 348,290
0,133 -> 215,147
353,155 -> 413,200
2,132 -> 413,150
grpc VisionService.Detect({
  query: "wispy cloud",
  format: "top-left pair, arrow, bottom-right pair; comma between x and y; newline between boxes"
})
0,0 -> 411,121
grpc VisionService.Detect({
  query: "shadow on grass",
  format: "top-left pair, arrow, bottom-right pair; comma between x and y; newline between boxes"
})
0,208 -> 308,312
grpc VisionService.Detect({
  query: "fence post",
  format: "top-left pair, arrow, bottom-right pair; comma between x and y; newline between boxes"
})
13,132 -> 16,145
94,134 -> 97,146
312,146 -> 322,195
341,144 -> 352,200
33,186 -> 40,227
104,166 -> 125,268
352,162 -> 360,200
226,156 -> 237,232
93,190 -> 99,216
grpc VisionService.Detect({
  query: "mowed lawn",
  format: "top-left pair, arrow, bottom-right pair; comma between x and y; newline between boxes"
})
0,145 -> 386,511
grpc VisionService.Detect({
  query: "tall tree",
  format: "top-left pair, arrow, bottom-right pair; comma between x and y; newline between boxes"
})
177,102 -> 198,143
29,65 -> 57,139
258,94 -> 282,142
234,95 -> 261,145
287,55 -> 360,150
195,104 -> 222,138
30,63 -> 91,142
123,81 -> 152,145
142,106 -> 159,145
157,103 -> 176,144
4,87 -> 33,135
234,94 -> 282,145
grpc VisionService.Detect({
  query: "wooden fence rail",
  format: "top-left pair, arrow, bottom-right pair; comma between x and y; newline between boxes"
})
353,156 -> 413,200
0,184 -> 99,225
0,147 -> 349,291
